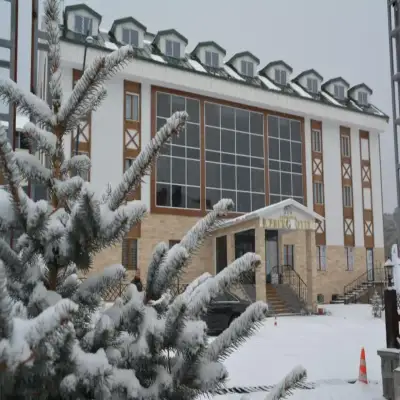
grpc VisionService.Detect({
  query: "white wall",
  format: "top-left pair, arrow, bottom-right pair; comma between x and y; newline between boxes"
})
323,121 -> 344,246
370,133 -> 384,248
350,127 -> 364,246
90,77 -> 123,194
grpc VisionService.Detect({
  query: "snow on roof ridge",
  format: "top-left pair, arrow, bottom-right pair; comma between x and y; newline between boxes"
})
151,54 -> 167,64
188,58 -> 207,73
258,75 -> 280,91
223,65 -> 245,81
321,91 -> 343,106
289,82 -> 312,98
349,99 -> 362,111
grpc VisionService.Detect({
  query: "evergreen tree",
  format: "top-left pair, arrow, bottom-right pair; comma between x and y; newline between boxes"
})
371,291 -> 382,318
0,0 -> 306,398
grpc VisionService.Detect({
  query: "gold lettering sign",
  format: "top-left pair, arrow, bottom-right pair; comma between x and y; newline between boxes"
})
259,215 -> 316,230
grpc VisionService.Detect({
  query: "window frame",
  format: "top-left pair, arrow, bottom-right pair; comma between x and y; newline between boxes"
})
240,60 -> 254,77
343,185 -> 352,208
334,84 -> 345,100
345,246 -> 354,271
122,238 -> 138,270
125,92 -> 140,121
165,39 -> 181,58
283,244 -> 294,268
358,91 -> 368,105
274,68 -> 287,85
311,129 -> 322,153
340,134 -> 351,157
122,28 -> 139,47
317,245 -> 327,271
74,14 -> 93,35
307,77 -> 318,93
205,50 -> 219,68
313,181 -> 324,205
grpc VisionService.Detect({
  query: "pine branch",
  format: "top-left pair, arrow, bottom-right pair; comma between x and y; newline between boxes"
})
187,253 -> 261,317
108,111 -> 188,211
265,366 -> 307,400
14,151 -> 52,184
183,272 -> 212,298
0,189 -> 17,232
145,242 -> 169,302
23,122 -> 57,155
0,79 -> 53,125
60,155 -> 91,177
205,302 -> 269,362
54,176 -> 86,202
0,264 -> 13,339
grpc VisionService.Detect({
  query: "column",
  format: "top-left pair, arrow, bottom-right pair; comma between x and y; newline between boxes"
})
255,227 -> 266,302
227,233 -> 235,265
305,230 -> 316,312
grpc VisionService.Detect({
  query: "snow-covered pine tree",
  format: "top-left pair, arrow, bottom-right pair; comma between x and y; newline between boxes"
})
0,0 -> 306,398
371,290 -> 382,318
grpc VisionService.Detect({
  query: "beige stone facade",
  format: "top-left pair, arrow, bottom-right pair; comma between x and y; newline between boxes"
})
90,204 -> 385,306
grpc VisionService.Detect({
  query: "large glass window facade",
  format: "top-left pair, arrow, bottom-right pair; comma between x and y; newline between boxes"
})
268,115 -> 304,204
205,103 -> 265,213
155,92 -> 201,209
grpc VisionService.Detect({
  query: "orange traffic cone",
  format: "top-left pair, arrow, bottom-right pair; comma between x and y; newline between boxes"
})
274,317 -> 277,326
358,347 -> 368,384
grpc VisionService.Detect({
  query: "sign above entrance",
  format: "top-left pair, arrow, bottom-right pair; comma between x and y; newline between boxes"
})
259,205 -> 317,230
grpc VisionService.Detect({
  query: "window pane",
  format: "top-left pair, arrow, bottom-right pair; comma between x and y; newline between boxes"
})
237,192 -> 251,213
122,28 -> 130,44
206,150 -> 220,162
205,126 -> 220,151
166,40 -> 173,56
269,171 -> 280,194
252,193 -> 265,211
236,109 -> 249,132
268,115 -> 279,137
248,62 -> 254,77
186,123 -> 200,148
251,134 -> 264,157
281,172 -> 292,196
173,41 -> 180,58
205,51 -> 211,66
205,103 -> 220,127
251,168 -> 264,192
221,164 -> 235,190
236,132 -> 249,155
280,140 -> 291,161
186,160 -> 200,186
206,162 -> 221,188
156,156 -> 170,183
212,52 -> 219,67
74,15 -> 83,33
172,185 -> 185,207
186,98 -> 200,123
236,167 -> 250,191
172,95 -> 185,114
172,158 -> 185,184
206,188 -> 221,209
222,153 -> 235,164
291,142 -> 302,163
187,186 -> 201,209
221,129 -> 235,153
279,118 -> 290,139
187,147 -> 200,159
290,120 -> 301,141
132,95 -> 139,120
157,92 -> 171,117
156,183 -> 170,206
125,95 -> 132,119
236,155 -> 250,166
221,106 -> 235,129
250,112 -> 263,134
171,145 -> 185,157
131,30 -> 139,47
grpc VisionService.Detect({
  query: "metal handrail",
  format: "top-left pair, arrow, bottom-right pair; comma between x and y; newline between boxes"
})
271,264 -> 308,306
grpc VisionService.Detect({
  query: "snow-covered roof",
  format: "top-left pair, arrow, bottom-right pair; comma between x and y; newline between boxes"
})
213,198 -> 324,232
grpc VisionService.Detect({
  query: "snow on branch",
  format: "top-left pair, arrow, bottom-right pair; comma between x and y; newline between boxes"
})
60,154 -> 91,176
183,272 -> 212,298
0,264 -> 13,339
0,189 -> 16,231
187,253 -> 261,317
54,176 -> 85,202
14,151 -> 52,184
23,122 -> 57,155
0,79 -> 53,125
205,301 -> 269,362
145,242 -> 169,302
265,365 -> 307,400
108,111 -> 188,211
58,46 -> 134,129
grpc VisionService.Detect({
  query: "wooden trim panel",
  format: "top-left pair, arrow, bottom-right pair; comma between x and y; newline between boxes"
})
124,80 -> 142,238
150,85 -> 306,217
311,120 -> 325,245
71,69 -> 91,181
340,126 -> 355,247
359,130 -> 374,248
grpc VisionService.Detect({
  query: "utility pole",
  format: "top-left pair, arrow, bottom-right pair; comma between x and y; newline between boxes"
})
388,0 -> 400,208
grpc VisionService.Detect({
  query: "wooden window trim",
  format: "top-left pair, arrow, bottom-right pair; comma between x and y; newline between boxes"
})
150,85 -> 307,217
122,238 -> 138,270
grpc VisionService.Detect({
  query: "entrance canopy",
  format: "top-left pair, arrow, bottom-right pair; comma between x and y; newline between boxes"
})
214,198 -> 324,232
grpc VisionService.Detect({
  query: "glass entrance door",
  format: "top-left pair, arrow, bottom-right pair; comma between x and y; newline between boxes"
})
266,230 -> 279,283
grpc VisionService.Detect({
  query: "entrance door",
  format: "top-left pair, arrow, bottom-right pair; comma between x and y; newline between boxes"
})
266,230 -> 279,283
366,248 -> 374,281
235,229 -> 255,284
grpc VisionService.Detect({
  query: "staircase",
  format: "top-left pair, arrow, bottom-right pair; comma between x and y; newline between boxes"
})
266,265 -> 309,315
342,267 -> 387,304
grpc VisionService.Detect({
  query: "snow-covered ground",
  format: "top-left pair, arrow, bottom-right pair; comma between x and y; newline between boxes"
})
211,304 -> 386,399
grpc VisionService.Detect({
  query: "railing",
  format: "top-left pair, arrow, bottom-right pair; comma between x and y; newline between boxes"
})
79,276 -> 189,302
343,266 -> 388,304
271,264 -> 308,306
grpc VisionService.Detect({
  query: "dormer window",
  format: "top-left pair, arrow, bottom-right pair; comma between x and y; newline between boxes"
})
241,60 -> 254,77
122,28 -> 139,47
358,91 -> 368,105
334,84 -> 345,100
274,69 -> 287,85
307,78 -> 318,93
205,51 -> 219,68
166,39 -> 180,58
74,15 -> 93,35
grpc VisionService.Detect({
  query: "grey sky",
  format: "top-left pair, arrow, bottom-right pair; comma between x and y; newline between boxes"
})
58,1 -> 394,211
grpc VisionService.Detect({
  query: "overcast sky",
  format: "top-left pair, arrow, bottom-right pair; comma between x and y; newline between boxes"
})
53,1 -> 394,211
